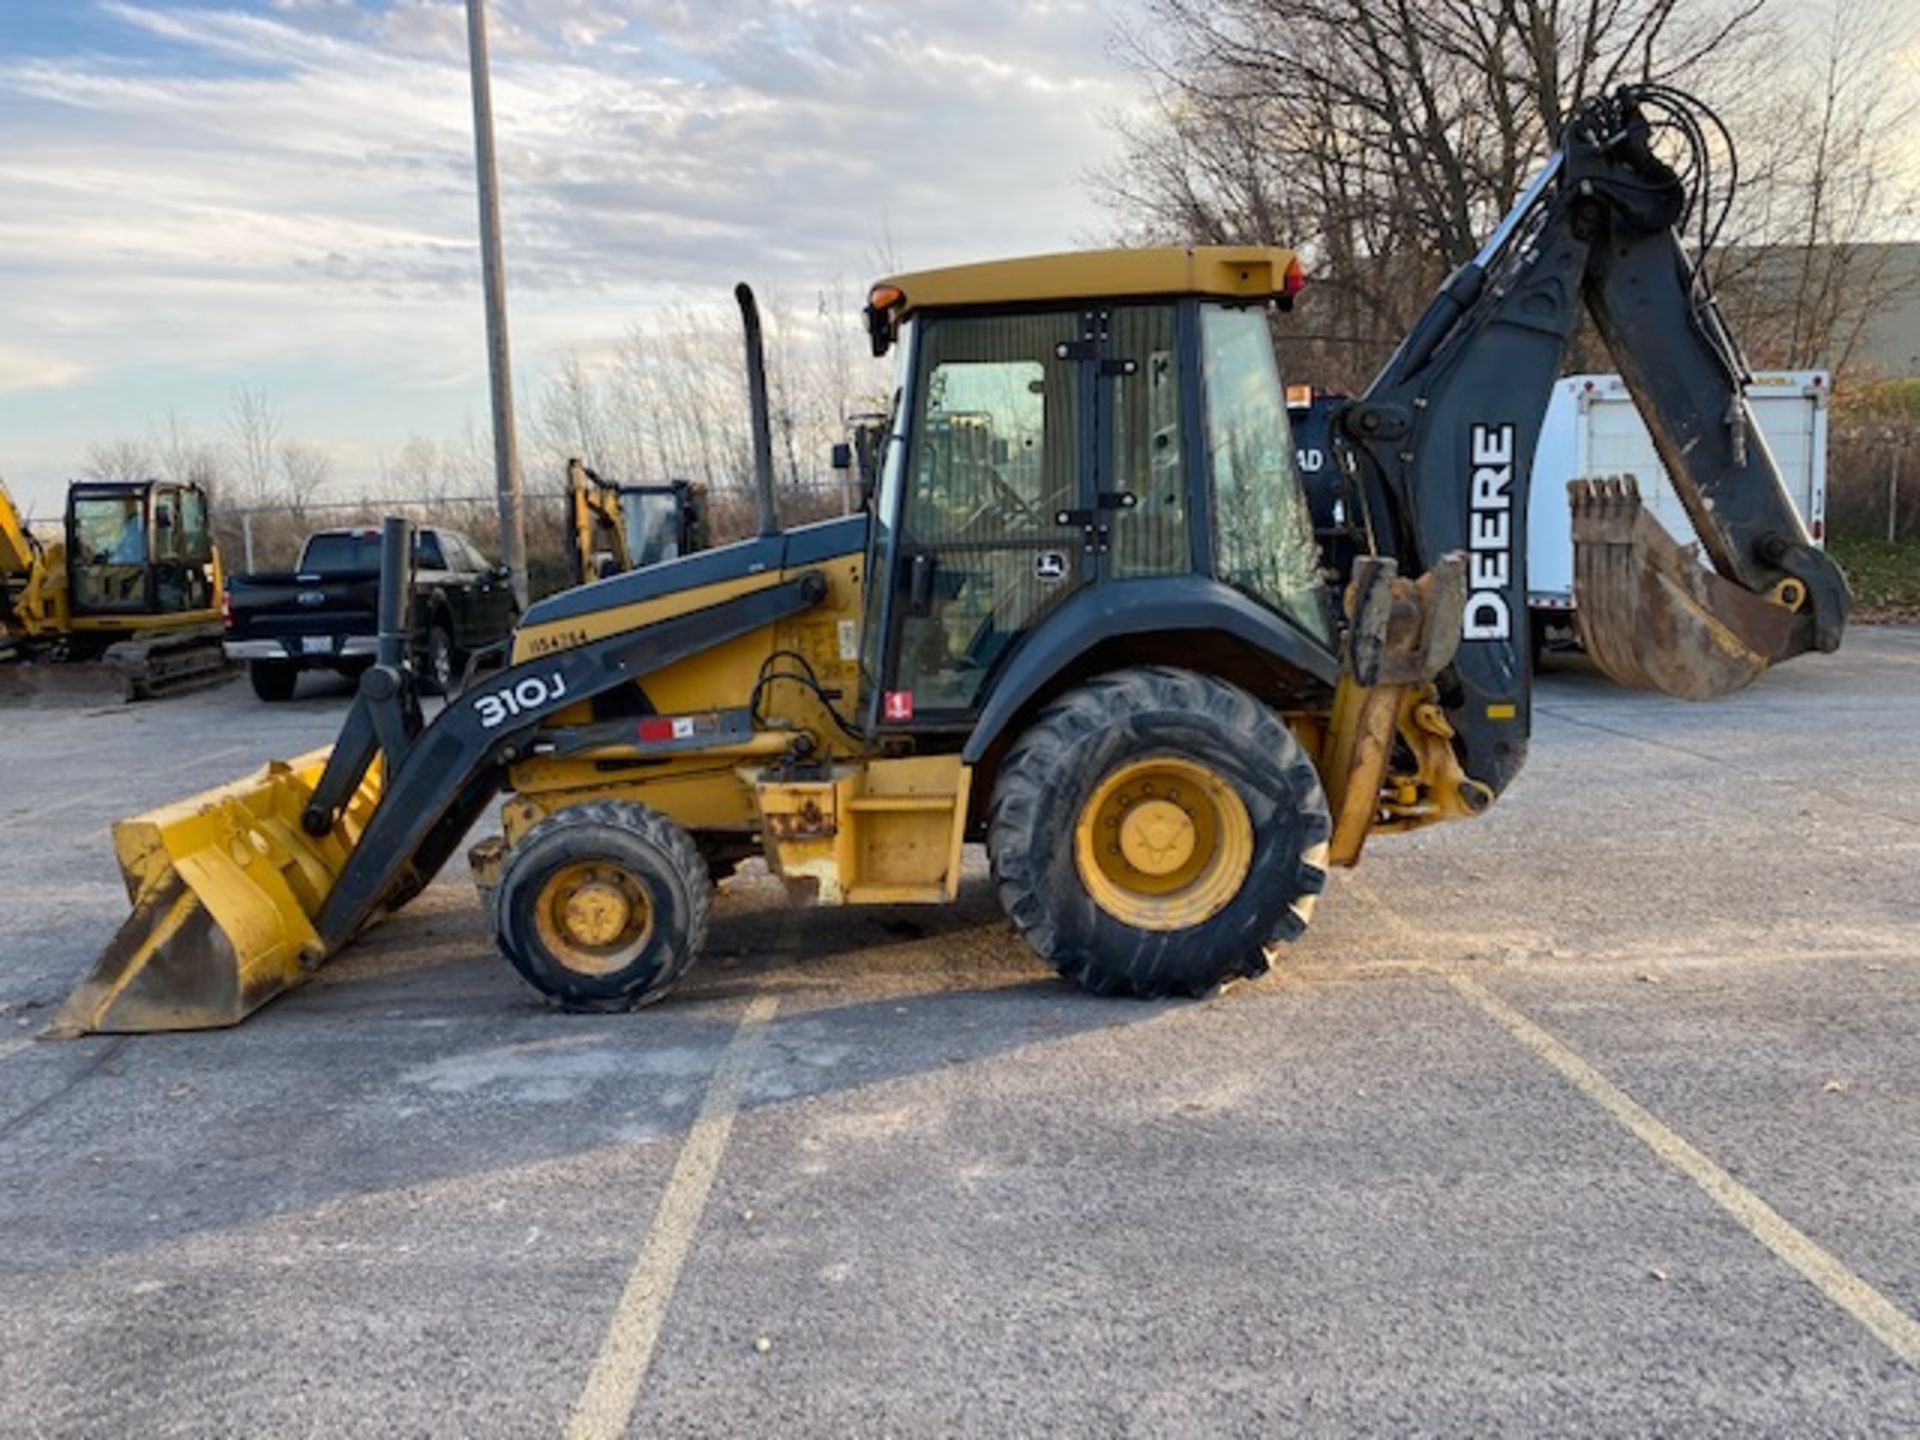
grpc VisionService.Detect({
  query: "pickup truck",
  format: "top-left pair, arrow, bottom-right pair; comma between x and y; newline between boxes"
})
224,526 -> 518,701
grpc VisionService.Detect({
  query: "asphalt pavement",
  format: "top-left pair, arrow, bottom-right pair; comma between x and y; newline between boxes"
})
1,633 -> 1917,1436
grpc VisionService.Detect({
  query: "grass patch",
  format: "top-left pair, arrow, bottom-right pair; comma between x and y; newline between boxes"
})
1827,537 -> 1920,620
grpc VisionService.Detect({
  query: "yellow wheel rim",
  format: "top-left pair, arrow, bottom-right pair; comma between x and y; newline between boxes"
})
532,861 -> 655,976
1074,756 -> 1254,931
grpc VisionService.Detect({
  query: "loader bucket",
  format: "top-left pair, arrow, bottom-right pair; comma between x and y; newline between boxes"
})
47,748 -> 383,1037
1569,477 -> 1797,701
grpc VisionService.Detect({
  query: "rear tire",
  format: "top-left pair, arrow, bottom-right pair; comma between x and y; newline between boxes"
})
494,800 -> 711,1010
988,666 -> 1330,998
249,660 -> 299,702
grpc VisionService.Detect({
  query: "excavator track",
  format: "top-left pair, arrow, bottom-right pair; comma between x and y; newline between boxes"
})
101,626 -> 232,701
0,626 -> 230,705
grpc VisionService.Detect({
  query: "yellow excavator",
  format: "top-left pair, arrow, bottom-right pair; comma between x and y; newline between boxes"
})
565,457 -> 709,585
52,87 -> 1847,1034
2,477 -> 228,701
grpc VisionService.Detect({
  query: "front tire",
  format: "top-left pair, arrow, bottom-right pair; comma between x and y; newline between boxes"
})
419,617 -> 460,696
249,660 -> 299,702
494,800 -> 711,1010
988,666 -> 1331,998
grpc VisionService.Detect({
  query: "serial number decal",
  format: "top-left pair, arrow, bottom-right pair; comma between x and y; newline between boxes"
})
523,627 -> 590,657
1463,422 -> 1515,641
476,672 -> 569,728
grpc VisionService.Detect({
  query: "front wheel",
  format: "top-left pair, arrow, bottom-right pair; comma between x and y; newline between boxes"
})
494,800 -> 711,1010
988,666 -> 1331,998
419,618 -> 460,697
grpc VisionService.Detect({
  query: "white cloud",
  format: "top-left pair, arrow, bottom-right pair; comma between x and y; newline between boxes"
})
0,345 -> 86,395
0,0 -> 1147,509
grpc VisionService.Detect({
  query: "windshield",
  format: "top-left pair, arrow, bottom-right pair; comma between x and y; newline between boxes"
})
1200,305 -> 1333,645
69,492 -> 151,611
618,491 -> 683,568
73,494 -> 145,566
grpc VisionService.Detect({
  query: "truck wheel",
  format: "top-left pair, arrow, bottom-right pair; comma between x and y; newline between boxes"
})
494,800 -> 711,1010
988,666 -> 1331,998
419,619 -> 459,697
249,660 -> 299,702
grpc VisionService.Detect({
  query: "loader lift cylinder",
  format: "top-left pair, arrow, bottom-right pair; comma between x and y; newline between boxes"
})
376,516 -> 413,670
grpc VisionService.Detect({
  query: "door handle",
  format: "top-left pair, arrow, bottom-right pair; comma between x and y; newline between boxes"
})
908,552 -> 936,615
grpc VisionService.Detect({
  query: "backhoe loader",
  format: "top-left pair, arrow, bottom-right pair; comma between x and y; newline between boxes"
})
53,86 -> 1847,1035
2,477 -> 228,701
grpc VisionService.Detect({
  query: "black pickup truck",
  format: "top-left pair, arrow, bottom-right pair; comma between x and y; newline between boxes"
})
224,526 -> 517,701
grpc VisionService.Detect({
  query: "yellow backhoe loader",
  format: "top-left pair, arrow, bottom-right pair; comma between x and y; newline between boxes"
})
52,87 -> 1847,1034
2,477 -> 228,701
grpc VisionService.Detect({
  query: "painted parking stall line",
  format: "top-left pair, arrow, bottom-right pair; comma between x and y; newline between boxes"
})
567,994 -> 780,1440
1449,971 -> 1920,1369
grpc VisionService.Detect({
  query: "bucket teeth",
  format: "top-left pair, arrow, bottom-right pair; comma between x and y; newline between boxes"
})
1570,475 -> 1794,701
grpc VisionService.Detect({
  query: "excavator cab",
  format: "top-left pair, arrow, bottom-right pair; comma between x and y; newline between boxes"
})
565,459 -> 708,584
65,481 -> 216,618
54,85 -> 1848,1037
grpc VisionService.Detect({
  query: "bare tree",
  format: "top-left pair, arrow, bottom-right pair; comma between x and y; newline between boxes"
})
81,436 -> 158,482
275,440 -> 333,529
151,409 -> 223,492
1093,0 -> 1774,387
1707,0 -> 1920,373
225,385 -> 283,504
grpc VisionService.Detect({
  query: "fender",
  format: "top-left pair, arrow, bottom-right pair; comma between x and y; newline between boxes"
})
960,575 -> 1340,765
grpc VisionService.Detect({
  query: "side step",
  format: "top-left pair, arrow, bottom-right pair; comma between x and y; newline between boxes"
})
757,756 -> 973,905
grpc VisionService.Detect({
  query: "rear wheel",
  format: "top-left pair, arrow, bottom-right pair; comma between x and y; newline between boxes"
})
249,660 -> 299,702
988,666 -> 1331,998
494,800 -> 710,1010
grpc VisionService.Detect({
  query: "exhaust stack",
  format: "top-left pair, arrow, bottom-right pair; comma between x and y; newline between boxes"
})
735,282 -> 780,539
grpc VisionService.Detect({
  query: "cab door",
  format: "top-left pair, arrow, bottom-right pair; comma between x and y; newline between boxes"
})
884,308 -> 1092,719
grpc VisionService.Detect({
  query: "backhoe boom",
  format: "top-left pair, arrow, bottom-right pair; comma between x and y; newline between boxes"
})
1336,85 -> 1848,797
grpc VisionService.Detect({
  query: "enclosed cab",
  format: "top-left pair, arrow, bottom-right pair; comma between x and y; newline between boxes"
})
857,246 -> 1336,757
64,481 -> 217,631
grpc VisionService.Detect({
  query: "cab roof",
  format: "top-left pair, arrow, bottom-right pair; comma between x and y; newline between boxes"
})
864,245 -> 1303,353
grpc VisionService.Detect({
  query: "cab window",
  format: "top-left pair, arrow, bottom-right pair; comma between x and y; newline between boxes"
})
1200,305 -> 1332,644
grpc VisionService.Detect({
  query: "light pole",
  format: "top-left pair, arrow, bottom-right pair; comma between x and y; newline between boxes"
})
464,0 -> 528,608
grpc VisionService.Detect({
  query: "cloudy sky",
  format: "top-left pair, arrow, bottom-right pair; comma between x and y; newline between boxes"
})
3,2 -> 1913,518
0,0 -> 1143,513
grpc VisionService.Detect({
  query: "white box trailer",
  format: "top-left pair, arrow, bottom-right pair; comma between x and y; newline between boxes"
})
1528,371 -> 1829,634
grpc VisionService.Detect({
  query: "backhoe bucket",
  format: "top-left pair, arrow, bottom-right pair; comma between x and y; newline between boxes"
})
48,748 -> 382,1036
1569,477 -> 1796,701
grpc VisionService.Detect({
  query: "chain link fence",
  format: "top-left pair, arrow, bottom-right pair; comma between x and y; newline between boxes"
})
218,478 -> 858,599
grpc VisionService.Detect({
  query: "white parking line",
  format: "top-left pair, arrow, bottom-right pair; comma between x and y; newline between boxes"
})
566,994 -> 780,1439
4,744 -> 251,823
1450,971 -> 1920,1369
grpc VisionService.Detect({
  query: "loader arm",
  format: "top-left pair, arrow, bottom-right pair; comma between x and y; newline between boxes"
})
1335,85 -> 1848,799
51,515 -> 835,1035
